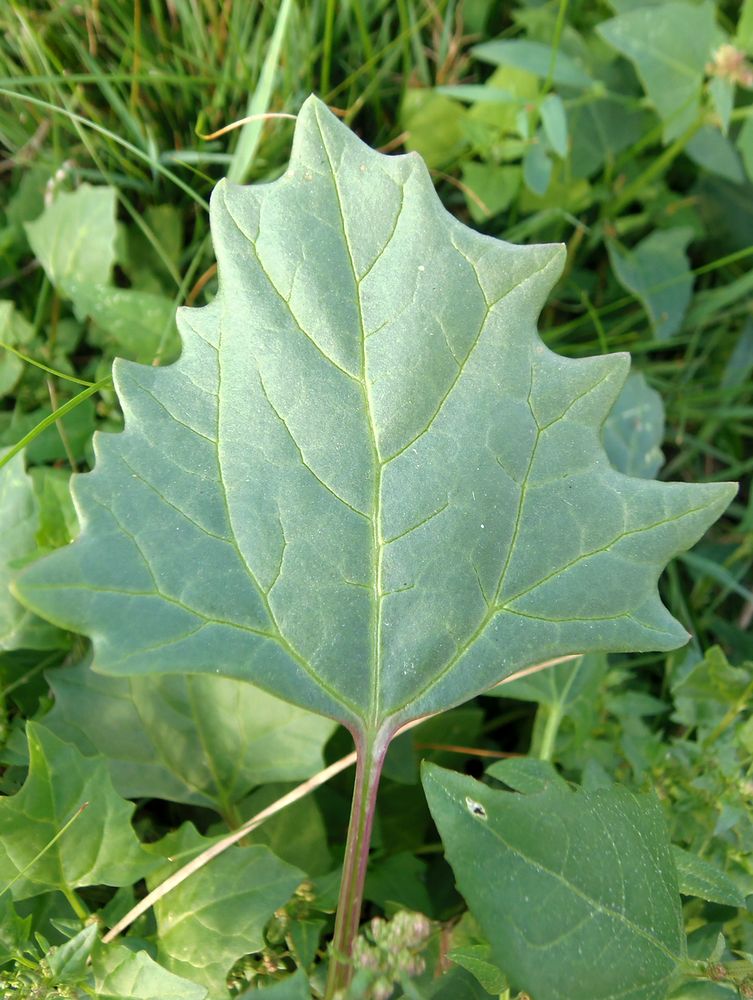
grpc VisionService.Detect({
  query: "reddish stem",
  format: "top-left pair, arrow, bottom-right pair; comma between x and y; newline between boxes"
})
325,727 -> 390,998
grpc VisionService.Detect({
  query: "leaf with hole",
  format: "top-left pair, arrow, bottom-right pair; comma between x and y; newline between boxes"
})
423,763 -> 686,1000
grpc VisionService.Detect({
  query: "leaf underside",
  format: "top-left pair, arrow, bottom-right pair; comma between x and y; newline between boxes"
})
16,96 -> 735,738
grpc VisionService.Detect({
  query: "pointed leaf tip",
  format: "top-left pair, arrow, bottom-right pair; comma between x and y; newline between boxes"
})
14,103 -> 737,739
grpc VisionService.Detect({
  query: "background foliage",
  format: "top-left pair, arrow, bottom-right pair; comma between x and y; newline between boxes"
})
0,0 -> 751,997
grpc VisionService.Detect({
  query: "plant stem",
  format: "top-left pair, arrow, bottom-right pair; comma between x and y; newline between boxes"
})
325,728 -> 389,999
62,885 -> 89,921
538,705 -> 563,763
610,117 -> 703,216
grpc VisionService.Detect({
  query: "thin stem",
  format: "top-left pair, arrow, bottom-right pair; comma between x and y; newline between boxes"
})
325,728 -> 390,999
537,704 -> 564,763
543,0 -> 570,95
610,117 -> 703,216
62,885 -> 89,921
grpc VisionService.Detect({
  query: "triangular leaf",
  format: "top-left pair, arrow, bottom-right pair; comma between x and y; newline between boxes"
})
0,722 -> 155,899
597,2 -> 720,142
16,96 -> 734,744
423,763 -> 685,1000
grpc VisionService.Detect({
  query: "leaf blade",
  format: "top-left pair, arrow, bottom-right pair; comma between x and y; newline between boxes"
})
15,96 -> 736,739
423,763 -> 685,1000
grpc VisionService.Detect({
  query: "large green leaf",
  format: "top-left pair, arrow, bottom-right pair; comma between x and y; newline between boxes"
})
15,96 -> 734,740
423,764 -> 685,1000
0,722 -> 154,899
42,658 -> 335,813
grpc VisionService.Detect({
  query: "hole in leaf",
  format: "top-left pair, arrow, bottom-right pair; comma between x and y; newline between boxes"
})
465,797 -> 487,820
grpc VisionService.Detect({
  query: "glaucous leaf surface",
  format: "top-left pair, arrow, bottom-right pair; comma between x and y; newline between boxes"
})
423,764 -> 685,1000
0,453 -> 64,650
42,658 -> 336,811
16,96 -> 734,739
0,722 -> 154,899
147,824 -> 303,999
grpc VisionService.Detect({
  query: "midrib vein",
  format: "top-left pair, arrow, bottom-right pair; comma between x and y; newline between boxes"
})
316,115 -> 385,730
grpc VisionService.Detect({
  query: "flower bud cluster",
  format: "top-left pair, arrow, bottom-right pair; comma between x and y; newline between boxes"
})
348,910 -> 433,1000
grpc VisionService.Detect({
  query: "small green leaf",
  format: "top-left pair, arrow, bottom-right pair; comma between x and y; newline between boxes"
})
287,920 -> 326,972
737,0 -> 753,52
568,97 -> 650,179
148,825 -> 304,999
460,163 -> 520,223
77,284 -> 179,363
540,94 -> 568,158
0,722 -> 154,899
46,923 -> 98,984
598,2 -> 720,141
686,127 -> 745,184
472,39 -> 592,88
736,115 -> 753,183
25,184 -> 117,293
602,372 -> 665,478
608,228 -> 694,341
523,139 -> 553,195
447,943 -> 508,994
43,658 -> 336,812
486,757 -> 568,794
423,763 -> 685,1000
708,78 -> 734,135
0,895 -> 32,964
401,90 -> 468,168
672,846 -> 747,907
92,942 -> 208,1000
29,467 -> 79,551
0,301 -> 34,397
